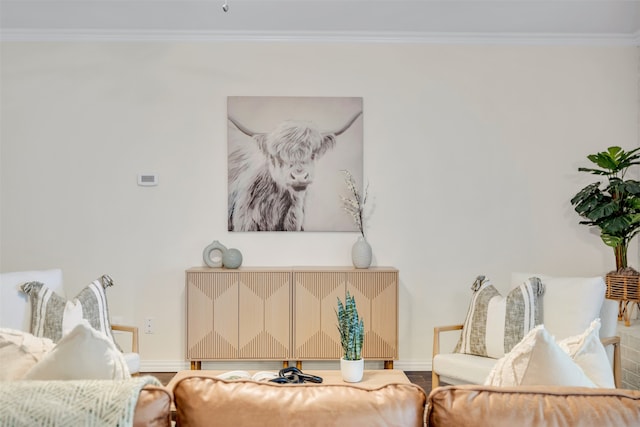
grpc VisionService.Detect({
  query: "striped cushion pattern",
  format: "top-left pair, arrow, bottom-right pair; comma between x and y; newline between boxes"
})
20,275 -> 118,346
454,275 -> 545,359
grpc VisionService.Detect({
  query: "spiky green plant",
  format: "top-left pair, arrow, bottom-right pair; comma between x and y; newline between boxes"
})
336,291 -> 364,360
571,146 -> 640,271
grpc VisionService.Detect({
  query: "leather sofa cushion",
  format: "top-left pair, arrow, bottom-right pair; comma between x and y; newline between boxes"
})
173,376 -> 427,427
427,385 -> 640,427
133,385 -> 172,427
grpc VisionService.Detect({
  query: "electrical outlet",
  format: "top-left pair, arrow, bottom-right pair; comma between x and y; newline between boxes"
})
144,317 -> 154,334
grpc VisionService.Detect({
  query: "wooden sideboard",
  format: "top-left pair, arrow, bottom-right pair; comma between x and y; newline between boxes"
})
186,267 -> 398,369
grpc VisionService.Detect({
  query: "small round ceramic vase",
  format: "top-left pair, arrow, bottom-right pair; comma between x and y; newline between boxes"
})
223,248 -> 243,269
203,240 -> 227,268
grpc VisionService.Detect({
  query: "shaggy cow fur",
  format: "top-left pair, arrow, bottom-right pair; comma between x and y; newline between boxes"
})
228,112 -> 361,231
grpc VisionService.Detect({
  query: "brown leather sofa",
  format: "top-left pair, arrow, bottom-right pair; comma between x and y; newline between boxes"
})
172,375 -> 427,427
0,383 -> 171,427
134,385 -> 172,427
427,385 -> 640,427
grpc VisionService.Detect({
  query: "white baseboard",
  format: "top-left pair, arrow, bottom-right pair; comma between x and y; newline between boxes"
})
393,360 -> 433,371
140,359 -> 433,373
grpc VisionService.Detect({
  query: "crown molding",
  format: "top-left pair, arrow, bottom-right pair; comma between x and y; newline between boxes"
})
2,29 -> 639,46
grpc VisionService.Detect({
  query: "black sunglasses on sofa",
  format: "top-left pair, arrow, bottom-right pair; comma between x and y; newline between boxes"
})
269,367 -> 323,384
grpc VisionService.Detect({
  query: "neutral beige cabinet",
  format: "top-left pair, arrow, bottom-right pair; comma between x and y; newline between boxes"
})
186,267 -> 398,369
293,268 -> 398,366
186,268 -> 292,366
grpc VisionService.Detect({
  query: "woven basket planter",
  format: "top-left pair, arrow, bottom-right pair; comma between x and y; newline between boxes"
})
606,272 -> 640,326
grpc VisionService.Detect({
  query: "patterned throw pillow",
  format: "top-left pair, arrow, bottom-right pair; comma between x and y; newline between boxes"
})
454,275 -> 545,358
20,275 -> 119,346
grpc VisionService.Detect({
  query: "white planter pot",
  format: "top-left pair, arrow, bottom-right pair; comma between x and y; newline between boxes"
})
340,357 -> 364,383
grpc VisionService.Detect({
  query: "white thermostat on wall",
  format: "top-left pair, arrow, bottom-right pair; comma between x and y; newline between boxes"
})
137,173 -> 158,186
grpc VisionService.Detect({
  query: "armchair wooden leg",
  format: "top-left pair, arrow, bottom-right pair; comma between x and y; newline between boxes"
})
432,371 -> 440,389
190,361 -> 201,370
601,336 -> 622,388
613,340 -> 622,388
296,361 -> 302,370
384,360 -> 393,369
432,324 -> 463,391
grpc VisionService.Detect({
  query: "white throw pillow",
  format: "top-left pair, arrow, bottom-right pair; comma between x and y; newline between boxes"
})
511,273 -> 605,340
485,319 -> 613,388
559,319 -> 615,388
0,328 -> 55,380
23,320 -> 130,380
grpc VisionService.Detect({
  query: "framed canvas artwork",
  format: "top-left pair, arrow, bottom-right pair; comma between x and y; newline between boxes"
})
227,96 -> 363,232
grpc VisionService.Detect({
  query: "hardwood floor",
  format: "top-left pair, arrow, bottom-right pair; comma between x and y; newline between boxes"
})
143,370 -> 433,394
405,371 -> 433,394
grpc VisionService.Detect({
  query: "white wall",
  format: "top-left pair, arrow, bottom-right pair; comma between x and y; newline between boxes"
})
1,42 -> 638,371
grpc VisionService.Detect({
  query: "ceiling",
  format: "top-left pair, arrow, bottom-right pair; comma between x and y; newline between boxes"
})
1,0 -> 639,44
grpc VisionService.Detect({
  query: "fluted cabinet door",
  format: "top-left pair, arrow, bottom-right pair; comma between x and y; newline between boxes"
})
293,271 -> 344,359
293,268 -> 398,361
186,270 -> 239,360
346,271 -> 398,359
238,271 -> 291,359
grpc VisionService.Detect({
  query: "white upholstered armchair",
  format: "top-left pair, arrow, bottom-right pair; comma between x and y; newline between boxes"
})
432,273 -> 621,389
0,268 -> 140,376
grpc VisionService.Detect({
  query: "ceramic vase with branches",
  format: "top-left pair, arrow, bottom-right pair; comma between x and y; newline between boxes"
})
341,170 -> 372,268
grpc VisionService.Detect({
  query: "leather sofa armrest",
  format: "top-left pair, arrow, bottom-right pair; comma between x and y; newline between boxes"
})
427,385 -> 640,427
600,335 -> 621,388
134,385 -> 172,427
432,324 -> 463,388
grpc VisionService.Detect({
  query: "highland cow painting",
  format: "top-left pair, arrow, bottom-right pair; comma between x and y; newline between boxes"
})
227,96 -> 363,232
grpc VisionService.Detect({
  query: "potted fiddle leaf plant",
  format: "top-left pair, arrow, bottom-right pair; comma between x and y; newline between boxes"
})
336,291 -> 365,382
570,146 -> 640,273
571,146 -> 640,325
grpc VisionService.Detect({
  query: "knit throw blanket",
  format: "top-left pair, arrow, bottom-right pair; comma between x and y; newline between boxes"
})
0,376 -> 162,427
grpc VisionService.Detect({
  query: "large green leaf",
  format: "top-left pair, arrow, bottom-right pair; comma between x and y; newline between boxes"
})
578,167 -> 611,176
599,215 -> 632,234
583,146 -> 640,176
601,234 -> 623,248
622,180 -> 640,196
615,147 -> 640,170
586,153 -> 618,172
586,200 -> 620,221
571,183 -> 603,213
628,213 -> 640,226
